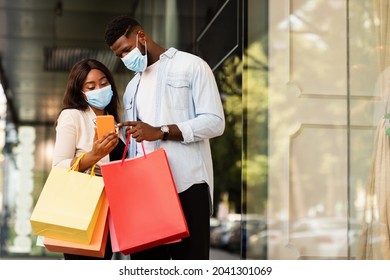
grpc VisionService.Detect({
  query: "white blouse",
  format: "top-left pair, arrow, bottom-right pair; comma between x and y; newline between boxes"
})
52,107 -> 110,175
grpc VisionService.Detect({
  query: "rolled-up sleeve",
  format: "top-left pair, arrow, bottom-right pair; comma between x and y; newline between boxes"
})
177,59 -> 225,144
178,113 -> 224,144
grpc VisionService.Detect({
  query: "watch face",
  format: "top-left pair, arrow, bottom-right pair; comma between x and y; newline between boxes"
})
161,125 -> 169,133
161,125 -> 169,140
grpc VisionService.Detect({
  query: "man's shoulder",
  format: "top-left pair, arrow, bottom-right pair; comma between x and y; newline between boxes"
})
165,48 -> 201,62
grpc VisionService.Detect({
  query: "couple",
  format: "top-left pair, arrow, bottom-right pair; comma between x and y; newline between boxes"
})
52,15 -> 225,260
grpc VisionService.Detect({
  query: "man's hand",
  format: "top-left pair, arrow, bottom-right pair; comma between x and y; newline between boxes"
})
118,121 -> 162,142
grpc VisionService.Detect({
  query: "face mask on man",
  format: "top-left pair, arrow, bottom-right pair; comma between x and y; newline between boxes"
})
121,33 -> 148,73
83,85 -> 113,110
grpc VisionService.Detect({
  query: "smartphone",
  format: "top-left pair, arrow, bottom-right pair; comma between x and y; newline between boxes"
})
96,115 -> 115,139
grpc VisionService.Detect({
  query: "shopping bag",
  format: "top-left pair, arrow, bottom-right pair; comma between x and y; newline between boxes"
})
107,210 -> 120,253
30,154 -> 105,244
43,191 -> 109,258
100,136 -> 189,255
108,208 -> 181,254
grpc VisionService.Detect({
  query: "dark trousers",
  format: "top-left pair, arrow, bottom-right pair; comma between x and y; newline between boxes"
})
130,183 -> 211,260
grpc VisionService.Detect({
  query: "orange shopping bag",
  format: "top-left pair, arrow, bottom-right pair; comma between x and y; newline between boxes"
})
100,135 -> 189,255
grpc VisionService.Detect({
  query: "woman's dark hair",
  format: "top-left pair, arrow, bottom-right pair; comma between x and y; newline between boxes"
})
58,58 -> 120,122
104,15 -> 141,47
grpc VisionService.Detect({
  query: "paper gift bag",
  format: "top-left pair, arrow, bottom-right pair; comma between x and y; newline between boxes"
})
43,191 -> 109,258
101,145 -> 189,255
30,154 -> 105,244
108,208 -> 181,254
107,210 -> 120,253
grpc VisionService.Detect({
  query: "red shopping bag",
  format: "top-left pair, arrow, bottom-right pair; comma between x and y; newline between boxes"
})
100,136 -> 189,255
43,191 -> 109,258
107,210 -> 120,253
108,208 -> 181,254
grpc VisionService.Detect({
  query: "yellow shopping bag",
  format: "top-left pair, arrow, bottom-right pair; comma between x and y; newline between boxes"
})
30,154 -> 105,244
43,191 -> 109,257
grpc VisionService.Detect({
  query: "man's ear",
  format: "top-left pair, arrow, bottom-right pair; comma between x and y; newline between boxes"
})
138,30 -> 147,45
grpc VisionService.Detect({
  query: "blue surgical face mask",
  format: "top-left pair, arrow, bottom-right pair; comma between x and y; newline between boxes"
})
121,33 -> 147,73
84,85 -> 113,110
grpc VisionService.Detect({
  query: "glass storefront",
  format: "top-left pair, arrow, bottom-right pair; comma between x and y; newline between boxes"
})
1,0 -> 390,260
265,0 -> 353,260
209,0 -> 390,260
247,0 -> 388,260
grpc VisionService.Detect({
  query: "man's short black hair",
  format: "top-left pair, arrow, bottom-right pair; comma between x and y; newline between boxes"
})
104,15 -> 141,46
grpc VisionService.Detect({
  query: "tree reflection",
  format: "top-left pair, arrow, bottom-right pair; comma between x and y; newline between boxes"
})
211,38 -> 269,215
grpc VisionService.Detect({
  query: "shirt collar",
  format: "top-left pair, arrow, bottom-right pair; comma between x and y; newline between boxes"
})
160,47 -> 177,59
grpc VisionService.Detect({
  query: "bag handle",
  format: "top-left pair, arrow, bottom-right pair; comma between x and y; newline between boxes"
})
121,133 -> 146,165
68,153 -> 97,176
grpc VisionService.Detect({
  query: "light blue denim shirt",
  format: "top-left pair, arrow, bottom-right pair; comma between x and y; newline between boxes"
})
122,47 -> 225,204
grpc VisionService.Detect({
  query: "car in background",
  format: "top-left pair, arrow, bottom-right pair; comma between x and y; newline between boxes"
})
210,214 -> 265,253
210,217 -> 221,233
247,221 -> 284,259
226,216 -> 266,253
210,215 -> 240,249
286,217 -> 361,259
247,217 -> 361,259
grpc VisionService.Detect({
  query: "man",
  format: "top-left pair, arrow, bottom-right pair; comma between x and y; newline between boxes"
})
104,15 -> 225,260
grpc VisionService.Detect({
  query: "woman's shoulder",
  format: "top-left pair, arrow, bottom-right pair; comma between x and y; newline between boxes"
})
57,108 -> 87,124
60,108 -> 82,114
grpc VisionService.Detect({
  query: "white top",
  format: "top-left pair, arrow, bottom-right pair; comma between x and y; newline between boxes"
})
136,60 -> 159,156
52,107 -> 110,175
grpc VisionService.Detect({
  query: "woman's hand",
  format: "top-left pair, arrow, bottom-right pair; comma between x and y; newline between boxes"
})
91,128 -> 119,158
71,128 -> 119,172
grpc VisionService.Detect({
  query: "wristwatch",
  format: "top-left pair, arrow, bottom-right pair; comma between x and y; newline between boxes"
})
161,125 -> 169,140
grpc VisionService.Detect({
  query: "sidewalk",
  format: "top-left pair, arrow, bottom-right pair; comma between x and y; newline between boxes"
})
210,248 -> 240,260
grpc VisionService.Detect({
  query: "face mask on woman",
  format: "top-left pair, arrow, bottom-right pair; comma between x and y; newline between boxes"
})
121,33 -> 148,73
83,85 -> 113,110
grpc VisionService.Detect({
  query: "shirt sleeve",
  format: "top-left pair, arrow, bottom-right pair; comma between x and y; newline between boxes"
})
52,110 -> 78,168
177,59 -> 225,144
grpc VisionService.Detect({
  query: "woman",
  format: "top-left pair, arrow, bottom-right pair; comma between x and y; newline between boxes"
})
52,58 -> 125,260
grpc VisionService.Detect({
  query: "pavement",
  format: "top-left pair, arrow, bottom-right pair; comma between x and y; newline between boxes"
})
210,248 -> 240,260
0,248 -> 241,260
